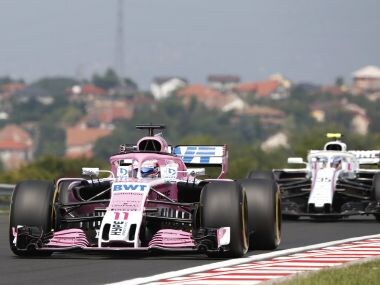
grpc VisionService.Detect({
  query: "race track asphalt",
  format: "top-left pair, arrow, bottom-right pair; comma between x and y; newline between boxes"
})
1,214 -> 379,285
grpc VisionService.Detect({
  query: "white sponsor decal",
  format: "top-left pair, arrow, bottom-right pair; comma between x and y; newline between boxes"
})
117,166 -> 130,178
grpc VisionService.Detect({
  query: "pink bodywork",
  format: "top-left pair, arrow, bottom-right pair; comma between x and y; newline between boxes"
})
43,137 -> 229,251
46,229 -> 89,247
109,152 -> 189,201
149,229 -> 195,248
43,228 -> 195,249
109,191 -> 145,211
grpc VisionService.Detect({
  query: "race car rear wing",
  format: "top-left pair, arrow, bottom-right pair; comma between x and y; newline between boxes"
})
173,145 -> 228,178
349,150 -> 380,165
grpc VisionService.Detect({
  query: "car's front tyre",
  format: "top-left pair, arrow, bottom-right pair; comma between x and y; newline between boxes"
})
200,181 -> 248,258
9,180 -> 55,256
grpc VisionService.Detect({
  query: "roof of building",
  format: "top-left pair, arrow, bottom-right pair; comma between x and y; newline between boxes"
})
176,84 -> 226,108
66,127 -> 112,146
235,80 -> 280,97
240,105 -> 285,117
0,124 -> 32,145
0,82 -> 26,94
177,84 -> 224,98
68,84 -> 107,96
66,148 -> 94,159
0,140 -> 29,150
207,75 -> 241,84
353,66 -> 380,79
152,77 -> 188,85
81,105 -> 133,125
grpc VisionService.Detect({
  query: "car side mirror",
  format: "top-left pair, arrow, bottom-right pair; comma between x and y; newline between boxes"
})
82,167 -> 100,177
287,157 -> 306,164
187,168 -> 206,176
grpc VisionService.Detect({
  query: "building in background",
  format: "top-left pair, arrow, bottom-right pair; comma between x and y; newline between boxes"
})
150,77 -> 188,100
65,127 -> 112,158
207,75 -> 240,92
352,65 -> 380,95
0,124 -> 34,170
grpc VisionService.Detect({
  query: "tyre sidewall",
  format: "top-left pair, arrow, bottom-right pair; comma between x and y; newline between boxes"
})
9,180 -> 55,256
200,181 -> 248,257
239,178 -> 281,250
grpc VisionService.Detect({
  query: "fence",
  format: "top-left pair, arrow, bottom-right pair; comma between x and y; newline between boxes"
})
0,184 -> 14,211
0,184 -> 14,195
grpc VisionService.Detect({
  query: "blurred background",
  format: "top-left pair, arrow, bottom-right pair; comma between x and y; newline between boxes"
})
0,0 -> 380,181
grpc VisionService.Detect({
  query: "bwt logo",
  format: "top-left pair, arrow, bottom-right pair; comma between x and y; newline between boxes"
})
113,184 -> 148,191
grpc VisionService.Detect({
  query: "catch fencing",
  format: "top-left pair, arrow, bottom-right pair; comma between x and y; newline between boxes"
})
0,183 -> 14,196
0,184 -> 14,211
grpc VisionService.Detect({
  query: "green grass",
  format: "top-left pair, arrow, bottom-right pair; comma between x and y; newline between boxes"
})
278,258 -> 380,285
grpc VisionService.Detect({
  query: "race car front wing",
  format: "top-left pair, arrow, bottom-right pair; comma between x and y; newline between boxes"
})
282,200 -> 380,217
11,226 -> 231,255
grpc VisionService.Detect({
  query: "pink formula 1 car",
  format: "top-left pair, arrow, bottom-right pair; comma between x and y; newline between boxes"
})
9,124 -> 281,258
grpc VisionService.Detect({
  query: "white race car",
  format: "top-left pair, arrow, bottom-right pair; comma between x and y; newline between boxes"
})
274,133 -> 380,220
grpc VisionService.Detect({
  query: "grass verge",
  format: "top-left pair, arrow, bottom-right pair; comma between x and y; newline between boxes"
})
276,258 -> 380,285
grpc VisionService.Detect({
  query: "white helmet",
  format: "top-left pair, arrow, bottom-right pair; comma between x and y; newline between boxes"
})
140,160 -> 160,178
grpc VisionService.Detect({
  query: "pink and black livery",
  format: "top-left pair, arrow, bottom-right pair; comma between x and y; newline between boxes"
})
9,124 -> 281,257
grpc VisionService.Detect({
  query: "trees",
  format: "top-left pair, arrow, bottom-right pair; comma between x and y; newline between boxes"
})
3,72 -> 380,181
30,77 -> 78,98
0,156 -> 107,183
335,76 -> 344,87
34,124 -> 66,158
92,68 -> 120,90
10,98 -> 52,123
0,76 -> 24,85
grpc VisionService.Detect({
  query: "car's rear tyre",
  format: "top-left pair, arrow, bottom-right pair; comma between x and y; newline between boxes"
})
9,180 -> 55,256
239,178 -> 281,250
200,181 -> 248,258
247,170 -> 274,180
373,173 -> 380,222
248,171 -> 297,222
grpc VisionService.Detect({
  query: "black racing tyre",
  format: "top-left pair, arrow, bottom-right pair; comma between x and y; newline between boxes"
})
247,170 -> 275,180
200,181 -> 248,258
373,173 -> 380,222
239,178 -> 281,250
9,180 -> 55,256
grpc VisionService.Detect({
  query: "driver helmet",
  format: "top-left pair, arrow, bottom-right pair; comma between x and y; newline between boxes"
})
318,157 -> 328,168
141,160 -> 160,178
331,156 -> 342,169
